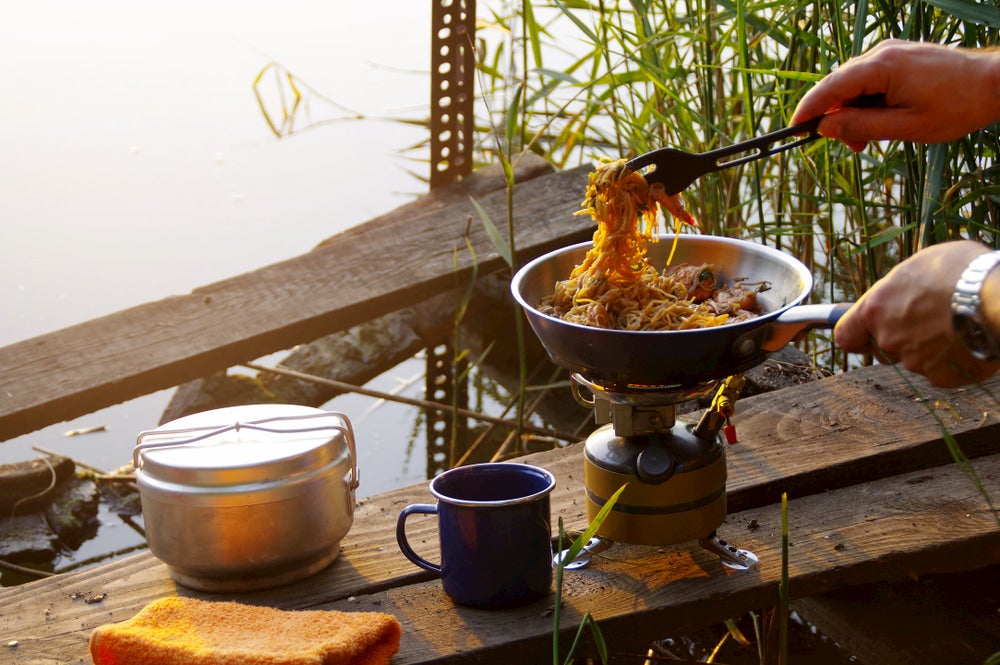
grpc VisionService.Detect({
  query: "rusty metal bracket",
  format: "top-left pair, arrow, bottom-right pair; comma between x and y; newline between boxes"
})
430,0 -> 476,188
426,0 -> 477,473
425,338 -> 470,476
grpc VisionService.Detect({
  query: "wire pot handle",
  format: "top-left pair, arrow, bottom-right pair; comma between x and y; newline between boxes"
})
134,411 -> 359,491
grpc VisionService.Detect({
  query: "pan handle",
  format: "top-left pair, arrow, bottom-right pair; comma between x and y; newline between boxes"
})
760,303 -> 852,352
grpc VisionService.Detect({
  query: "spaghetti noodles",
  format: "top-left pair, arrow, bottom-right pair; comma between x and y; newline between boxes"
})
538,159 -> 764,331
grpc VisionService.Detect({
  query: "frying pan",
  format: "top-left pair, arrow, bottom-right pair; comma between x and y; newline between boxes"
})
511,234 -> 848,390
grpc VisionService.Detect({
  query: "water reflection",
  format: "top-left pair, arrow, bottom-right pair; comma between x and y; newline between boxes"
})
0,2 -> 434,574
1,0 -> 429,345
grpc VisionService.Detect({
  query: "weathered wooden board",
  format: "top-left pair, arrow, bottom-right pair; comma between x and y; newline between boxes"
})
725,367 -> 1000,511
793,567 -> 1000,665
4,453 -> 995,664
330,453 -> 1000,664
0,156 -> 594,440
1,363 -> 998,664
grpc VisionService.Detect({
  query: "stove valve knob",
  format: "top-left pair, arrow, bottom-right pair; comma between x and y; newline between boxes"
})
635,446 -> 676,483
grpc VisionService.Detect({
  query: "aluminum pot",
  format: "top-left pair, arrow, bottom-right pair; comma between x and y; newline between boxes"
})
511,234 -> 849,389
134,404 -> 359,592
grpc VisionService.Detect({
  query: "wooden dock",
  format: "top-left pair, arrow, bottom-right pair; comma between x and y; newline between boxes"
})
0,153 -> 587,440
1,364 -> 998,663
0,156 -> 998,663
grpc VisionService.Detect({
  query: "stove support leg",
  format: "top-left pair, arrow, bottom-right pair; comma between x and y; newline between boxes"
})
553,535 -> 614,570
699,531 -> 759,572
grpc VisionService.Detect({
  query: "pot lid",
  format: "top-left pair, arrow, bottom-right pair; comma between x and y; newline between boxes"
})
134,404 -> 357,488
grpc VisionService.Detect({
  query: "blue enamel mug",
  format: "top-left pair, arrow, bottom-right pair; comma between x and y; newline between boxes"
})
396,462 -> 556,609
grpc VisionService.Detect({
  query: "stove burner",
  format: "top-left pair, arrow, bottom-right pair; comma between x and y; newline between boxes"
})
557,533 -> 759,572
570,373 -> 718,408
560,373 -> 759,572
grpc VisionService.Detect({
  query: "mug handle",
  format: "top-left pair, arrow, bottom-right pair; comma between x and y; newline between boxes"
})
396,503 -> 441,574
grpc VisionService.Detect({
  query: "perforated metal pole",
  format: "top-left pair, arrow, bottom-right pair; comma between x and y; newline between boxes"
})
426,0 -> 476,476
424,338 -> 470,476
429,0 -> 476,188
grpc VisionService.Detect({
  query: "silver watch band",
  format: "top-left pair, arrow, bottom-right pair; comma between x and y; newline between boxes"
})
954,250 -> 1000,310
952,249 -> 1000,361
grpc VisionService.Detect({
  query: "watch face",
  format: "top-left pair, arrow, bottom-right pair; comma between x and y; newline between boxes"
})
952,250 -> 1000,363
953,308 -> 1000,361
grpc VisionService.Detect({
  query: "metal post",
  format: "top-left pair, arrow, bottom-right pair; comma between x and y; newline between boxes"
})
426,0 -> 476,476
430,0 -> 476,188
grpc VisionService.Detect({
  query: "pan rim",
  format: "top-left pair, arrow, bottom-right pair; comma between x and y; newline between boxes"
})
510,233 -> 813,337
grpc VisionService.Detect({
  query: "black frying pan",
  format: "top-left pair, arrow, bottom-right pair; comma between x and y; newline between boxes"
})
511,234 -> 848,390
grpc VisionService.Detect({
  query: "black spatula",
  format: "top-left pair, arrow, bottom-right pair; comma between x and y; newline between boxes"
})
627,94 -> 886,194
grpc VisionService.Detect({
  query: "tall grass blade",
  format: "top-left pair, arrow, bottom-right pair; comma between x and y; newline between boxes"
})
552,484 -> 626,665
470,197 -> 513,267
923,0 -> 1000,27
920,143 -> 948,247
779,492 -> 790,665
561,483 -> 627,566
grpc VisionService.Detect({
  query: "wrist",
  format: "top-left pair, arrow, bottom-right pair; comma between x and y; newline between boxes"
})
976,47 -> 1000,126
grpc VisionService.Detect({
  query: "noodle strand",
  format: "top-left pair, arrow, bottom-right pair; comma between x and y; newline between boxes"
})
539,159 -> 764,331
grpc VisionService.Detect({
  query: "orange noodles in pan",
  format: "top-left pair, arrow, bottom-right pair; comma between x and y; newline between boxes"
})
538,159 -> 765,331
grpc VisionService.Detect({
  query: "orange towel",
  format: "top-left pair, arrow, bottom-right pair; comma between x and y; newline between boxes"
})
89,596 -> 402,665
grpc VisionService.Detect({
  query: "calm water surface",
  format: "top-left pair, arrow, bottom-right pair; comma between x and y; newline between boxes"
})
0,2 -> 439,508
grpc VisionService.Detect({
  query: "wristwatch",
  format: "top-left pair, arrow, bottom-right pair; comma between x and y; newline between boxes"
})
951,249 -> 1000,362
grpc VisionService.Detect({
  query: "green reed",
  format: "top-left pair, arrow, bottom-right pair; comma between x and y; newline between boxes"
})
476,0 -> 1000,372
471,2 -> 1000,663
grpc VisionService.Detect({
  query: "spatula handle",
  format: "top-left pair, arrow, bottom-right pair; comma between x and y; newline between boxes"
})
697,92 -> 886,173
700,116 -> 823,171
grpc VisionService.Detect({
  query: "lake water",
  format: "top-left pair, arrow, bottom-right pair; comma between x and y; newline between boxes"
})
0,1 -> 454,568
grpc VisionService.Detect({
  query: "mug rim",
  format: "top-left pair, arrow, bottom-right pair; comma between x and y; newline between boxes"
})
429,462 -> 556,508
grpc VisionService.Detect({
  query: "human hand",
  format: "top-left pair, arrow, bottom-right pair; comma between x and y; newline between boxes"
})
834,240 -> 1000,387
791,40 -> 1000,152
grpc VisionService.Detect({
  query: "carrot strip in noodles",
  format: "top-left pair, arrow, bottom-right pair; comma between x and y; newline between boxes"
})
537,159 -> 765,331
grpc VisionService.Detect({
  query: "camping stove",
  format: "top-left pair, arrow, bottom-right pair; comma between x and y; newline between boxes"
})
565,373 -> 758,572
509,234 -> 831,573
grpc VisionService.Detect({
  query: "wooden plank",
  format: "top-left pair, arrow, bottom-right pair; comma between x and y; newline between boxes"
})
1,363 -> 998,663
6,451 -> 993,664
725,366 -> 1000,512
792,567 -> 1000,665
327,454 -> 1000,664
0,158 -> 593,440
